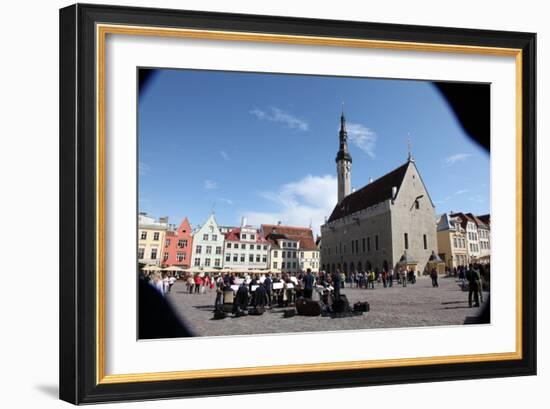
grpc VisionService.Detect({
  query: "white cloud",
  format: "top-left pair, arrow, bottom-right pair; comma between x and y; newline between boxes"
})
220,150 -> 230,161
347,122 -> 377,158
250,107 -> 309,131
218,198 -> 234,205
138,162 -> 151,176
444,153 -> 472,167
204,179 -> 218,190
455,189 -> 469,195
469,194 -> 485,203
244,174 -> 337,235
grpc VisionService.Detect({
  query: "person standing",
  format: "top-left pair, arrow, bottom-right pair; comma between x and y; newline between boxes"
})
303,268 -> 315,299
388,268 -> 394,287
332,269 -> 341,301
400,268 -> 407,287
430,268 -> 439,287
264,273 -> 273,307
466,265 -> 481,307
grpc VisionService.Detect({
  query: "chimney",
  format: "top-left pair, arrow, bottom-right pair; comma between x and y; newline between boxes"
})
159,216 -> 169,224
392,186 -> 397,200
277,221 -> 282,226
241,216 -> 247,227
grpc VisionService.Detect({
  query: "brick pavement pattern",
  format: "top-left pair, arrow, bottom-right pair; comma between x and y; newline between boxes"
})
165,276 -> 489,337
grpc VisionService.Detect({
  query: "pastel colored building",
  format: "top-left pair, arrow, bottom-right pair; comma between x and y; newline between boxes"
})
223,218 -> 270,270
138,213 -> 169,266
191,213 -> 225,269
262,224 -> 320,273
436,213 -> 468,269
162,217 -> 193,269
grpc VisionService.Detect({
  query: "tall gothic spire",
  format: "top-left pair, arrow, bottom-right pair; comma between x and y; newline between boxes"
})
336,106 -> 352,203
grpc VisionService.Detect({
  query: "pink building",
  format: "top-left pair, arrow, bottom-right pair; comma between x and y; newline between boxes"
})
162,217 -> 193,269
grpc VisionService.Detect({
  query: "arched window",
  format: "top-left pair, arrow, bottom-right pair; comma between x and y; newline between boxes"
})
350,262 -> 355,273
343,262 -> 348,273
357,261 -> 363,272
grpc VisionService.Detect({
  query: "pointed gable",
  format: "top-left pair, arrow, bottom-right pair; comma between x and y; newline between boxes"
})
327,162 -> 409,222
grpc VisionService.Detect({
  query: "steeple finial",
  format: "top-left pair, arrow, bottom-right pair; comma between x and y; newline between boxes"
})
407,133 -> 414,162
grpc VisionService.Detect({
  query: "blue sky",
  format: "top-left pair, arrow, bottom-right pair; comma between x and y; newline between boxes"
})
138,69 -> 490,234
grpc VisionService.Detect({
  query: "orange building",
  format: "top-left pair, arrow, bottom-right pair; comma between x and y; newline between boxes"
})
162,217 -> 193,269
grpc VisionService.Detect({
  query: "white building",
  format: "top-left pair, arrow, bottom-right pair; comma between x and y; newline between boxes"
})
223,218 -> 270,270
191,213 -> 225,269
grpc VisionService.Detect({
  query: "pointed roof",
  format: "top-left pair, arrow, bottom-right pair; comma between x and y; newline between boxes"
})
398,251 -> 418,265
327,161 -> 410,222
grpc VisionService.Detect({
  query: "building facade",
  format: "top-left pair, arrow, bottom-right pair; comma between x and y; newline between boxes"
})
191,213 -> 225,269
138,213 -> 169,266
223,218 -> 270,270
436,213 -> 468,269
262,224 -> 321,273
320,111 -> 438,274
161,217 -> 193,268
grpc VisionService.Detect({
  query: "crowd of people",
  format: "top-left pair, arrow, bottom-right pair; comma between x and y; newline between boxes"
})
140,262 -> 490,312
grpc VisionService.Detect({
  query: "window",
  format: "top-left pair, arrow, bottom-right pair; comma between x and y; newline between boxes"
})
274,250 -> 278,257
367,237 -> 371,252
263,245 -> 268,250
214,258 -> 220,267
212,234 -> 217,241
241,233 -> 247,240
453,237 -> 458,248
206,245 -> 212,254
227,243 -> 231,248
415,200 -> 420,209
250,244 -> 254,250
165,239 -> 170,247
153,232 -> 160,240
177,252 -> 184,261
241,244 -> 246,249
194,258 -> 200,266
226,253 -> 231,262
256,245 -> 261,250
293,243 -> 297,248
163,252 -> 169,261
240,254 -> 245,262
301,252 -> 304,258
292,262 -> 297,268
205,258 -> 211,267
375,235 -> 379,251
293,251 -> 297,259
282,262 -> 286,269
215,246 -> 222,255
250,234 -> 255,240
203,234 -> 209,241
423,234 -> 427,250
140,231 -> 147,240
195,245 -> 202,254
178,239 -> 187,248
138,248 -> 145,259
151,249 -> 157,259
273,262 -> 278,269
404,233 -> 409,250
362,238 -> 366,253
256,255 -> 261,262
262,255 -> 267,263
249,254 -> 254,262
282,251 -> 286,258
233,254 -> 238,262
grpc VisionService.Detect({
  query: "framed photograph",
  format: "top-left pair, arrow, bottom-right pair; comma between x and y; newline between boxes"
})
59,3 -> 536,404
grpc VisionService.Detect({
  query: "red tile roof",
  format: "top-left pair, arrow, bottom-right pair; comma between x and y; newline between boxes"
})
261,225 -> 317,250
224,227 -> 268,243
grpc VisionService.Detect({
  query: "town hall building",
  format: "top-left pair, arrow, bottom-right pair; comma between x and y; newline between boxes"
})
320,111 -> 438,275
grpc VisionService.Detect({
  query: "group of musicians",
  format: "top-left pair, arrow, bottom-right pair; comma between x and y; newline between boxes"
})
214,268 -> 342,313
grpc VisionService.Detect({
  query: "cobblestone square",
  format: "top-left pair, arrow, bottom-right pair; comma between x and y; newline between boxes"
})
165,275 -> 489,337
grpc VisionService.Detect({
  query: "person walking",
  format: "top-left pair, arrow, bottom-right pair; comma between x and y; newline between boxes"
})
332,269 -> 341,301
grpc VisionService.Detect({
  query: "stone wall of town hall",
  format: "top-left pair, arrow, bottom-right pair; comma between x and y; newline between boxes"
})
390,163 -> 437,273
320,202 -> 393,273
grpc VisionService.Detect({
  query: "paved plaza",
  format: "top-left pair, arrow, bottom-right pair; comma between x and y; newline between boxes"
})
165,276 -> 489,337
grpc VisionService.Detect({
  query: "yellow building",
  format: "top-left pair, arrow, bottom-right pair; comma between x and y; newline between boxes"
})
138,213 -> 168,266
436,213 -> 468,269
262,224 -> 320,274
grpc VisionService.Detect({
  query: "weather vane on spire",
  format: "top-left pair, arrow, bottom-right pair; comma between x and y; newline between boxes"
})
407,133 -> 414,162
